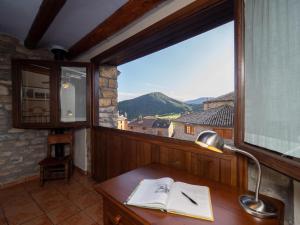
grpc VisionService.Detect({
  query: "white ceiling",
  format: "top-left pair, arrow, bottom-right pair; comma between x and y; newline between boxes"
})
40,0 -> 127,49
0,0 -> 43,41
0,0 -> 127,49
0,0 -> 194,61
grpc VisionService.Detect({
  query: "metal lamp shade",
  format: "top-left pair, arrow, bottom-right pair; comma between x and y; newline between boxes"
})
195,130 -> 224,153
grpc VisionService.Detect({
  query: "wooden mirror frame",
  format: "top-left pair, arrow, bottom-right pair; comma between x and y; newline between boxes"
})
234,0 -> 300,181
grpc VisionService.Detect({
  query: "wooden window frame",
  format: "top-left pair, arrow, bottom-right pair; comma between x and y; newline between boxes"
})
56,61 -> 92,128
12,60 -> 55,129
185,125 -> 195,135
91,0 -> 234,65
12,59 -> 92,129
234,0 -> 300,181
91,0 -> 300,180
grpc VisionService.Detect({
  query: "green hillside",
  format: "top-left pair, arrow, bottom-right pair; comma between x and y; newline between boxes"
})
118,92 -> 193,120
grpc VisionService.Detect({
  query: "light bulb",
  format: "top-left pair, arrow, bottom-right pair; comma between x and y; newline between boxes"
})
62,81 -> 70,89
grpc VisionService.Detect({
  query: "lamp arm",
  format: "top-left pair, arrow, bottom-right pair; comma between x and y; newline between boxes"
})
224,144 -> 261,202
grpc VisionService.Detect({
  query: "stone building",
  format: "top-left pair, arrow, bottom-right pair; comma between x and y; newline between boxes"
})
117,114 -> 128,130
203,92 -> 234,110
172,92 -> 235,142
172,105 -> 234,142
128,117 -> 172,137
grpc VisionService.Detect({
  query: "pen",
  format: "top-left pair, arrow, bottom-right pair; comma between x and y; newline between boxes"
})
181,191 -> 198,205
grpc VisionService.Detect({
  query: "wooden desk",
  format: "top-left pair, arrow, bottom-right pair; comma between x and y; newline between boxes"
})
95,164 -> 284,225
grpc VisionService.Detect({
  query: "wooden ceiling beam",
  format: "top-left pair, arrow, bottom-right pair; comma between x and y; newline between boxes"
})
67,0 -> 165,60
91,0 -> 234,65
24,0 -> 66,49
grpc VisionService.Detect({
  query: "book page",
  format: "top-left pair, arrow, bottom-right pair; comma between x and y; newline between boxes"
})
126,177 -> 174,210
166,182 -> 214,221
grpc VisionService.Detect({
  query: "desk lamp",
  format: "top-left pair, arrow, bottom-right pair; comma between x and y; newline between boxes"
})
195,130 -> 277,219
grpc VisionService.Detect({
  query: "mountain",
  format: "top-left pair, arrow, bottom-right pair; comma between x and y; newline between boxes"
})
184,97 -> 213,105
118,92 -> 192,120
189,103 -> 204,112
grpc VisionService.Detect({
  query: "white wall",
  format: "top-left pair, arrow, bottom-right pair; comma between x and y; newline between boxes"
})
74,128 -> 87,171
295,181 -> 300,225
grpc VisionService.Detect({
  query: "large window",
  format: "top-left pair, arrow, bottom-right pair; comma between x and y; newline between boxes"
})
236,0 -> 300,180
117,22 -> 234,143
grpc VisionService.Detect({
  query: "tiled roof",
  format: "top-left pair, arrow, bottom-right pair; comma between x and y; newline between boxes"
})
129,118 -> 156,128
128,118 -> 170,128
204,92 -> 234,103
152,119 -> 170,128
173,105 -> 234,127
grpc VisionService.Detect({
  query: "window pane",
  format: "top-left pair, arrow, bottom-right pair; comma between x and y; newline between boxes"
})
244,0 -> 300,158
21,64 -> 50,123
60,66 -> 86,122
116,22 -> 234,144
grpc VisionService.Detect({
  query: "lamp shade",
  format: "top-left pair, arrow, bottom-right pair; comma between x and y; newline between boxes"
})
195,130 -> 224,153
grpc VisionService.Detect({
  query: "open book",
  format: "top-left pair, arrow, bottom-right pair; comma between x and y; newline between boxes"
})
125,177 -> 214,221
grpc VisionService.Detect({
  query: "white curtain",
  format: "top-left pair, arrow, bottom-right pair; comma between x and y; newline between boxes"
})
244,0 -> 300,158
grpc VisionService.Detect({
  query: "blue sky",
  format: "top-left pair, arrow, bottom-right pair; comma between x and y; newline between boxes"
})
118,21 -> 234,102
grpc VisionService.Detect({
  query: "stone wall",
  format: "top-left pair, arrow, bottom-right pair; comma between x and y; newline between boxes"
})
248,163 -> 294,225
0,34 -> 52,187
98,65 -> 118,128
294,181 -> 300,225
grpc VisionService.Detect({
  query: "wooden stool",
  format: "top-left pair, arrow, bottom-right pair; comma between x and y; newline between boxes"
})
39,133 -> 74,186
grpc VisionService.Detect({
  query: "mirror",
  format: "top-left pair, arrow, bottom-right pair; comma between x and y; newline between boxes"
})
60,66 -> 87,122
21,64 -> 50,124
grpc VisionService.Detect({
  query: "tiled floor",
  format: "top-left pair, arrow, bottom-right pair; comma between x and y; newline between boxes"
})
0,171 -> 103,225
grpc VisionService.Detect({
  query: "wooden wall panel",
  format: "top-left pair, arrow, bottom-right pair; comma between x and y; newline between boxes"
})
92,129 -> 107,181
151,144 -> 160,163
164,147 -> 192,172
92,127 -> 247,189
220,158 -> 235,186
136,142 -> 152,167
158,146 -> 169,166
196,154 -> 220,182
121,138 -> 137,172
106,135 -> 122,178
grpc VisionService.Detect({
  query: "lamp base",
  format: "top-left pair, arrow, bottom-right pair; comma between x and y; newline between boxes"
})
239,195 -> 277,219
